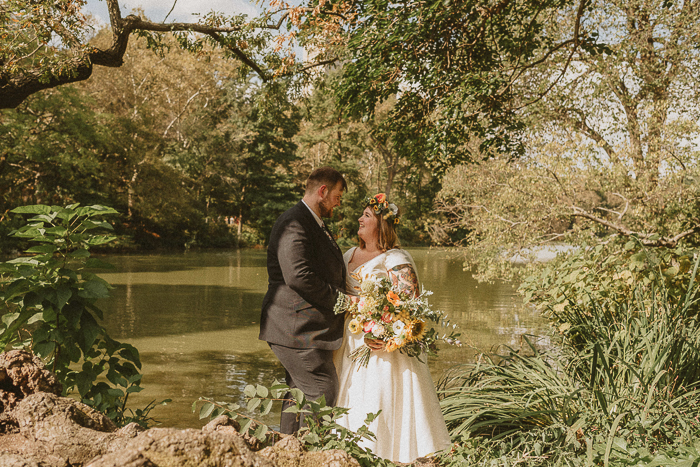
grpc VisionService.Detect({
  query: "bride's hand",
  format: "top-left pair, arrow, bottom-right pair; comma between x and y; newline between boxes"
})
364,337 -> 384,351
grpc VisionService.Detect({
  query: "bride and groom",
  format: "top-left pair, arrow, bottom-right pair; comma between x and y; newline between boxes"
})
259,167 -> 451,463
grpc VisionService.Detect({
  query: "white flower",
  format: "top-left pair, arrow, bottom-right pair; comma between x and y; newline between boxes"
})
372,324 -> 386,337
392,320 -> 406,335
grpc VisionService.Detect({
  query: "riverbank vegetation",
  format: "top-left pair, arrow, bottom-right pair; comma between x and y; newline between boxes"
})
0,204 -> 161,427
3,0 -> 700,466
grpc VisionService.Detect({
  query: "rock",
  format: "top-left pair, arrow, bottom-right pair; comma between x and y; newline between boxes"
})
203,414 -> 241,433
258,435 -> 304,467
0,453 -> 43,467
0,350 -> 61,413
257,436 -> 360,467
298,450 -> 361,467
0,350 -> 368,467
117,422 -> 146,438
86,427 -> 275,467
6,392 -> 118,466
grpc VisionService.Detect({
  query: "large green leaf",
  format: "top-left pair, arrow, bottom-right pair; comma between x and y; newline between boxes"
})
11,205 -> 52,215
78,312 -> 102,353
79,278 -> 110,299
26,244 -> 59,254
55,285 -> 72,310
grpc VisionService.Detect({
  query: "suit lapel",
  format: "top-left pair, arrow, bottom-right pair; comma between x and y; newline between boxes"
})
295,202 -> 343,264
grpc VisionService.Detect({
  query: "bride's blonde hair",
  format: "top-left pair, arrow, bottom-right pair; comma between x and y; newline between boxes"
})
359,207 -> 400,251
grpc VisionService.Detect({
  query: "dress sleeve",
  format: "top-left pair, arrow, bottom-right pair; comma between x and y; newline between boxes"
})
384,249 -> 415,270
384,249 -> 421,296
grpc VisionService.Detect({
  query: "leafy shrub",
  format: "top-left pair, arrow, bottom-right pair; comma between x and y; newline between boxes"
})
0,204 -> 163,427
194,380 -> 395,467
520,243 -> 699,333
439,246 -> 700,466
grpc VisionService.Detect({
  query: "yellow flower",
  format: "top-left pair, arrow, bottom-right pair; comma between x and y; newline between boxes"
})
405,319 -> 426,341
348,319 -> 362,334
359,297 -> 378,313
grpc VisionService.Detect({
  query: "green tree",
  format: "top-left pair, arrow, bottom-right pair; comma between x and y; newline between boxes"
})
432,0 -> 700,279
294,72 -> 442,244
0,0 -> 279,108
170,76 -> 303,244
271,0 -> 598,169
0,87 -> 117,210
75,30 -> 242,247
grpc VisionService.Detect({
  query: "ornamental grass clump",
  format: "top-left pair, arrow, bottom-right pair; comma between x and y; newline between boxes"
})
439,248 -> 700,466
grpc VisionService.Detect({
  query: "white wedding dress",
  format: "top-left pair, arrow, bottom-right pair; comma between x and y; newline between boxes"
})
333,247 -> 452,463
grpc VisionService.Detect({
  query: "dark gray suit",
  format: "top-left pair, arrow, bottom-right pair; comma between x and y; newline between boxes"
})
259,201 -> 346,432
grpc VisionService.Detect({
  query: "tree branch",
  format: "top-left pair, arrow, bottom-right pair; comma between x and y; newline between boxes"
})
512,0 -> 589,110
571,205 -> 700,247
1,0 -> 278,108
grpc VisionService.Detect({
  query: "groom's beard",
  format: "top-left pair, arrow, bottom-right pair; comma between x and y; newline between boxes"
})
319,198 -> 335,218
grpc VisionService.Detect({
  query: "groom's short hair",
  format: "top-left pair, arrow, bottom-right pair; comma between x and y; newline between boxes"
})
305,166 -> 348,195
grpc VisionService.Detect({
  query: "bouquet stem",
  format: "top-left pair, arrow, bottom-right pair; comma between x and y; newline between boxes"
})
349,345 -> 372,369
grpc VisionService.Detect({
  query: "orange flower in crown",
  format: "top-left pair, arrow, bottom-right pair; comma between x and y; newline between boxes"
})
363,193 -> 401,225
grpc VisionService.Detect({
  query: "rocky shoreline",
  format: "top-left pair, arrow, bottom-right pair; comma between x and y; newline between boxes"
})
0,350 -> 438,467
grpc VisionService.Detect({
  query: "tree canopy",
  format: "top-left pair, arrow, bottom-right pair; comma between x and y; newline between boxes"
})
434,0 -> 700,279
0,0 -> 280,107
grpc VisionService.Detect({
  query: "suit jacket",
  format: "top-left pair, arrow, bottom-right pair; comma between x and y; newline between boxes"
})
259,201 -> 346,350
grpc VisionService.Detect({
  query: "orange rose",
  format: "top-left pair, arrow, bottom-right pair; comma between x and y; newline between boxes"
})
375,193 -> 386,203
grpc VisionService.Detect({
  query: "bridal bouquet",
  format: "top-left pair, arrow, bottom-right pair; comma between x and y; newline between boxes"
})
337,274 -> 460,367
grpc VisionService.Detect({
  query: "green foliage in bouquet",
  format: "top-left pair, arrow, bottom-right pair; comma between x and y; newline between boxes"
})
0,204 -> 159,427
194,380 -> 395,467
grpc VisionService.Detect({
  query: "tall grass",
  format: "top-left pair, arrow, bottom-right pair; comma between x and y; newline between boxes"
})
439,252 -> 700,466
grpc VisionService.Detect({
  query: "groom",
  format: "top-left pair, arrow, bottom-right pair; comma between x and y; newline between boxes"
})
259,166 -> 348,433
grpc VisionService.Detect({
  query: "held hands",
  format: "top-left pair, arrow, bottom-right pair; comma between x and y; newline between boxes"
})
364,337 -> 385,351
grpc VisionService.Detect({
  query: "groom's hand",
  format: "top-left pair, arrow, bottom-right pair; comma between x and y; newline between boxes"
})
364,337 -> 384,351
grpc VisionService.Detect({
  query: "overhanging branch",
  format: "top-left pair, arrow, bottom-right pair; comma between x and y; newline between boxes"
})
1,0 -> 283,108
571,205 -> 700,247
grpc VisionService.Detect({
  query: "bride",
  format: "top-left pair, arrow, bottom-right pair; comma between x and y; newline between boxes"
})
333,193 -> 451,463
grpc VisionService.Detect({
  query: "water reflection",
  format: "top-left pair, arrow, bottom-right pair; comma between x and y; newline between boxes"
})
97,248 -> 547,429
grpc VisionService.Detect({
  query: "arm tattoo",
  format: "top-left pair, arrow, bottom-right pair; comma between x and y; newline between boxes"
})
389,264 -> 419,297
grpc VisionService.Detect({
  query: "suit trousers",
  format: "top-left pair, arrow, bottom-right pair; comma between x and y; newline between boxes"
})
269,343 -> 339,434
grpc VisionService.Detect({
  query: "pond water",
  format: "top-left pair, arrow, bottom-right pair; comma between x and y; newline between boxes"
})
96,248 -> 548,429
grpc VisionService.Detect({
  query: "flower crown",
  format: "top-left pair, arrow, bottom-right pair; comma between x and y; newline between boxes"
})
364,193 -> 400,225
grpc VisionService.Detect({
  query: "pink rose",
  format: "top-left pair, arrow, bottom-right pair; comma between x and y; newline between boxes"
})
381,312 -> 393,323
363,321 -> 376,333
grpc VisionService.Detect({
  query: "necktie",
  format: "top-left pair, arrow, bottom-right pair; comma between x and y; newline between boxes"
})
322,223 -> 340,251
